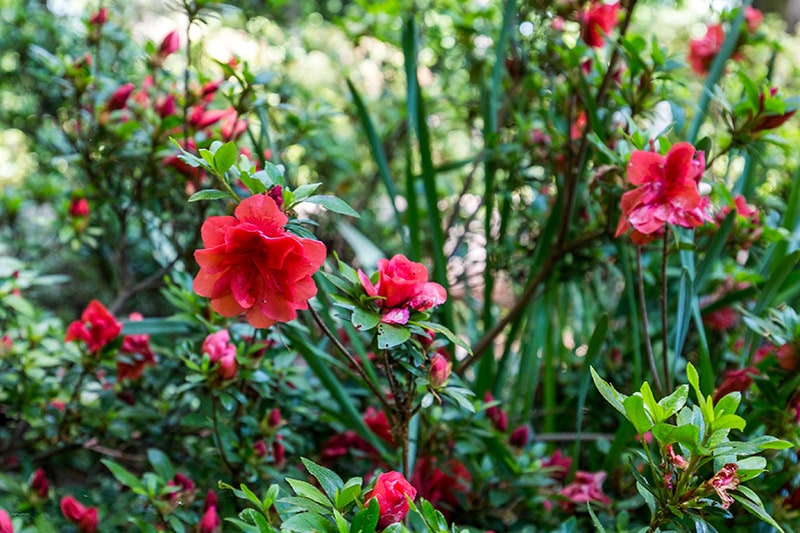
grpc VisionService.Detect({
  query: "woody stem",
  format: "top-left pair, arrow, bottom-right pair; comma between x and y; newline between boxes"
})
661,230 -> 671,394
636,246 -> 664,396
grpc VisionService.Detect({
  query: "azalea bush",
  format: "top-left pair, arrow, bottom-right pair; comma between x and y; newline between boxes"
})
2,0 -> 800,531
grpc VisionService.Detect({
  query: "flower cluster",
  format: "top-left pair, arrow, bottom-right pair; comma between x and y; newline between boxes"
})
65,300 -> 122,354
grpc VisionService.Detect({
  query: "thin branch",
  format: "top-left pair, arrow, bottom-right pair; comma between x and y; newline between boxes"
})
661,230 -> 671,394
637,246 -> 664,396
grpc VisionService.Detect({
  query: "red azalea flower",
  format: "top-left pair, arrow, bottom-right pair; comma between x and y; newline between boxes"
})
616,142 -> 711,243
745,7 -> 763,33
0,509 -> 12,533
688,24 -> 724,76
202,330 -> 238,380
88,7 -> 108,26
358,255 -> 446,325
543,449 -> 572,482
158,30 -> 180,58
193,194 -> 326,328
411,456 -> 472,518
69,197 -> 90,217
117,312 -> 156,381
30,468 -> 49,499
366,471 -> 417,530
364,407 -> 396,446
713,367 -> 757,403
60,496 -> 98,533
105,83 -> 135,111
65,300 -> 122,354
580,2 -> 620,48
484,392 -> 508,432
558,470 -> 612,509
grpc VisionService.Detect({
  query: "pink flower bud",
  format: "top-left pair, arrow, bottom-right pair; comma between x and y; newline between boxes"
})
272,436 -> 285,465
510,425 -> 531,448
366,471 -> 417,529
88,8 -> 108,26
268,408 -> 282,428
105,83 -> 135,111
199,505 -> 220,533
60,496 -> 99,533
484,392 -> 508,432
428,353 -> 451,388
0,509 -> 12,533
69,197 -> 89,217
158,30 -> 180,58
155,94 -> 176,118
253,440 -> 267,457
267,185 -> 283,207
31,468 -> 49,499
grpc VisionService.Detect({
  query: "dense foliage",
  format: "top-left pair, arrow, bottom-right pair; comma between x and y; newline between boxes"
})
1,0 -> 800,531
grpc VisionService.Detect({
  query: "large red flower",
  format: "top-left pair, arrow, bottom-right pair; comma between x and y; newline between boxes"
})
366,471 -> 417,530
615,142 -> 711,243
65,300 -> 122,353
580,2 -> 620,48
193,194 -> 326,328
688,24 -> 724,76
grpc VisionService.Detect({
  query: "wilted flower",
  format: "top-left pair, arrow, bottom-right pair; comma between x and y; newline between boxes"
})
60,496 -> 99,533
706,463 -> 739,509
65,300 -> 122,354
366,471 -> 417,530
615,142 -> 711,244
688,24 -> 724,76
358,254 -> 446,325
558,470 -> 612,508
193,193 -> 326,329
580,2 -> 620,48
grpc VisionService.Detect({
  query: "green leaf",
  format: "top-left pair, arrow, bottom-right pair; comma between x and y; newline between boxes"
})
335,477 -> 362,511
280,496 -> 332,516
622,395 -> 653,435
351,497 -> 380,533
188,189 -> 231,202
292,183 -> 322,202
351,308 -> 381,331
731,493 -> 785,532
713,392 -> 741,418
415,321 -> 472,354
587,503 -> 607,533
147,449 -> 174,481
376,323 -> 411,349
281,512 -> 337,533
101,459 -> 144,493
651,423 -> 703,455
235,508 -> 274,533
639,382 -> 664,423
240,172 -> 268,194
286,479 -> 332,508
301,457 -> 344,503
214,141 -> 238,174
239,483 -> 265,510
711,414 -> 746,432
304,195 -> 360,218
658,385 -> 689,420
590,367 -> 629,417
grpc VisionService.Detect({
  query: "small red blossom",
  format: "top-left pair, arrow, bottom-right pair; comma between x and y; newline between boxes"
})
0,510 -> 12,533
542,450 -> 572,482
713,367 -> 757,403
193,193 -> 326,329
65,300 -> 122,354
60,496 -> 98,533
364,407 -> 396,446
88,8 -> 108,26
558,470 -> 612,509
745,7 -> 763,33
707,463 -> 739,509
580,2 -> 620,48
188,106 -> 228,130
428,352 -> 451,388
166,473 -> 195,505
367,471 -> 417,530
202,330 -> 238,380
158,30 -> 180,59
267,407 -> 282,428
666,444 -> 688,470
117,312 -> 156,381
484,392 -> 508,432
411,456 -> 472,518
272,436 -> 286,465
30,468 -> 49,499
155,94 -> 176,118
510,425 -> 531,448
199,505 -> 221,533
688,24 -> 724,76
253,440 -> 268,457
616,142 -> 711,243
69,197 -> 90,217
105,83 -> 135,111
